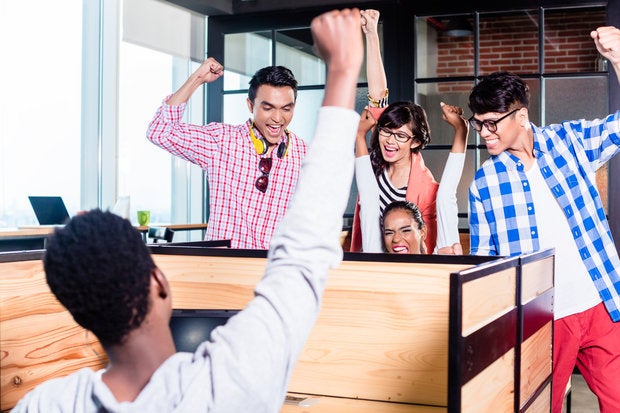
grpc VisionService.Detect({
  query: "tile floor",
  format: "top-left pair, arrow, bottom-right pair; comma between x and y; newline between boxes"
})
564,373 -> 599,413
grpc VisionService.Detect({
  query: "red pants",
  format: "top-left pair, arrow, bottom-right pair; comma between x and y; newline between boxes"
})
552,302 -> 620,413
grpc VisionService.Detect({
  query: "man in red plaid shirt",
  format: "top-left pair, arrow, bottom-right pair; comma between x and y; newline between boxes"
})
147,63 -> 307,249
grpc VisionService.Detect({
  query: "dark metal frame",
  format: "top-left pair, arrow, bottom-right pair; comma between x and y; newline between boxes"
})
205,0 -> 619,247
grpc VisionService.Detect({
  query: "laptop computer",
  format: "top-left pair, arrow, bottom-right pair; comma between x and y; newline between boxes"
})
169,309 -> 239,353
27,196 -> 71,226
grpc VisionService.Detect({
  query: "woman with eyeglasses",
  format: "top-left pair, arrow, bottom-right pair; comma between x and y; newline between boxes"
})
350,9 -> 468,254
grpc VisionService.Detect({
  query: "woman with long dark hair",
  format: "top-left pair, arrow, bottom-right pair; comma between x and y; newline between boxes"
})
351,9 -> 467,254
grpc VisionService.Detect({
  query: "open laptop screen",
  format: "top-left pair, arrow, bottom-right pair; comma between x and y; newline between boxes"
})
27,196 -> 70,225
169,309 -> 239,353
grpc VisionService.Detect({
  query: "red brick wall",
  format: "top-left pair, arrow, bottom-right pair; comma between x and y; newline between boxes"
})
435,10 -> 606,93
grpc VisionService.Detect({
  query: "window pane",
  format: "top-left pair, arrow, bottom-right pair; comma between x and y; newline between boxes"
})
544,76 -> 607,123
416,15 -> 474,78
544,75 -> 608,214
423,148 -> 476,230
543,8 -> 606,74
118,42 -> 174,225
416,80 -> 474,146
224,32 -> 272,90
478,11 -> 540,76
223,92 -> 251,129
0,2 -> 82,227
275,29 -> 325,86
286,89 -> 325,144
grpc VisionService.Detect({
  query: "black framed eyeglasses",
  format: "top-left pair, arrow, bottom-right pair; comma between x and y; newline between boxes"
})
468,108 -> 520,133
378,127 -> 414,143
255,157 -> 272,193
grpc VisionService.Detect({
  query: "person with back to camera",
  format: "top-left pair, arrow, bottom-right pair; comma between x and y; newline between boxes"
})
352,9 -> 468,255
147,51 -> 307,250
467,26 -> 620,413
12,8 -> 364,413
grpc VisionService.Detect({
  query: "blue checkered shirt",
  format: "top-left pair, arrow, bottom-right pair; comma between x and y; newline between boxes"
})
469,110 -> 620,322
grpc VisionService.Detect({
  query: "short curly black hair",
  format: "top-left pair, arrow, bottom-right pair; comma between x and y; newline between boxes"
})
43,209 -> 155,347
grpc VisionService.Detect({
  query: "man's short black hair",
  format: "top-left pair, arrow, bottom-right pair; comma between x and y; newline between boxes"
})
468,71 -> 530,115
248,66 -> 298,103
44,209 -> 155,346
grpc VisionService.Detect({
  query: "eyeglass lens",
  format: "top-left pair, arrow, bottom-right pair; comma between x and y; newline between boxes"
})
378,127 -> 412,143
255,157 -> 273,193
469,108 -> 519,133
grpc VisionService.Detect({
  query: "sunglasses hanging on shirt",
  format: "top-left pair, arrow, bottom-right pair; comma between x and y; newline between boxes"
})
255,157 -> 272,193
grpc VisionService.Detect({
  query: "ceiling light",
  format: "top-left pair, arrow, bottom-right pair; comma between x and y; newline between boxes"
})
444,17 -> 473,37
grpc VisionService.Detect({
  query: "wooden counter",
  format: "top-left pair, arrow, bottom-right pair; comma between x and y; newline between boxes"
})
0,223 -> 209,252
0,248 -> 554,412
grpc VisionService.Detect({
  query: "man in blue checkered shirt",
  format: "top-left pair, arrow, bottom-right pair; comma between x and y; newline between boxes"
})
468,26 -> 620,413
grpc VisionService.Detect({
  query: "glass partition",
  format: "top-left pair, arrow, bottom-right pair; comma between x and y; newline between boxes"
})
0,2 -> 82,227
224,32 -> 272,90
479,11 -> 540,76
543,9 -> 606,74
416,15 -> 474,78
275,28 -> 325,86
118,42 -> 176,225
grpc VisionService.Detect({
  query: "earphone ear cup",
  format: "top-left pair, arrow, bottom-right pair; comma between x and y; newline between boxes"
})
250,123 -> 268,155
276,130 -> 290,158
252,136 -> 268,155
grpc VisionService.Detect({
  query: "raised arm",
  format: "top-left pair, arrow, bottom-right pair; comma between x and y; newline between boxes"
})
355,10 -> 385,159
206,10 -> 364,411
167,57 -> 224,106
361,9 -> 387,105
355,109 -> 383,252
436,102 -> 468,254
442,102 -> 468,154
591,26 -> 620,85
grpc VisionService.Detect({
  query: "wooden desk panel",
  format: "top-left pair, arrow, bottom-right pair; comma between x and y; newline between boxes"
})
0,259 -> 107,411
2,249 -> 552,413
281,394 -> 446,413
154,254 -> 473,407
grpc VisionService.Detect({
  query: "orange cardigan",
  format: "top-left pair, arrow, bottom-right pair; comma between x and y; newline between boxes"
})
350,151 -> 439,253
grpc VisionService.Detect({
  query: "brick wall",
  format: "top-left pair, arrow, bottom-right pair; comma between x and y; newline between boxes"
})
435,11 -> 606,93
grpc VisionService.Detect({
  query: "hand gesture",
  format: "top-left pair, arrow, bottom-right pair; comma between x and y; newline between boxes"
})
591,26 -> 620,67
361,9 -> 380,36
440,102 -> 468,132
440,102 -> 468,154
358,107 -> 377,135
311,9 -> 363,72
437,242 -> 464,255
193,57 -> 224,85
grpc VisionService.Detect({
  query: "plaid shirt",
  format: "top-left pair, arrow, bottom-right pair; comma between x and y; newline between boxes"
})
147,97 -> 307,249
469,111 -> 620,322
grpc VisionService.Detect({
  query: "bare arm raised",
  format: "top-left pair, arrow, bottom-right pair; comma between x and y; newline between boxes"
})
361,9 -> 387,103
167,57 -> 224,106
435,102 -> 469,255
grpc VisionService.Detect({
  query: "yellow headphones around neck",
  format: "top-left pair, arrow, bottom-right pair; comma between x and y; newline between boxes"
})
249,122 -> 290,158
